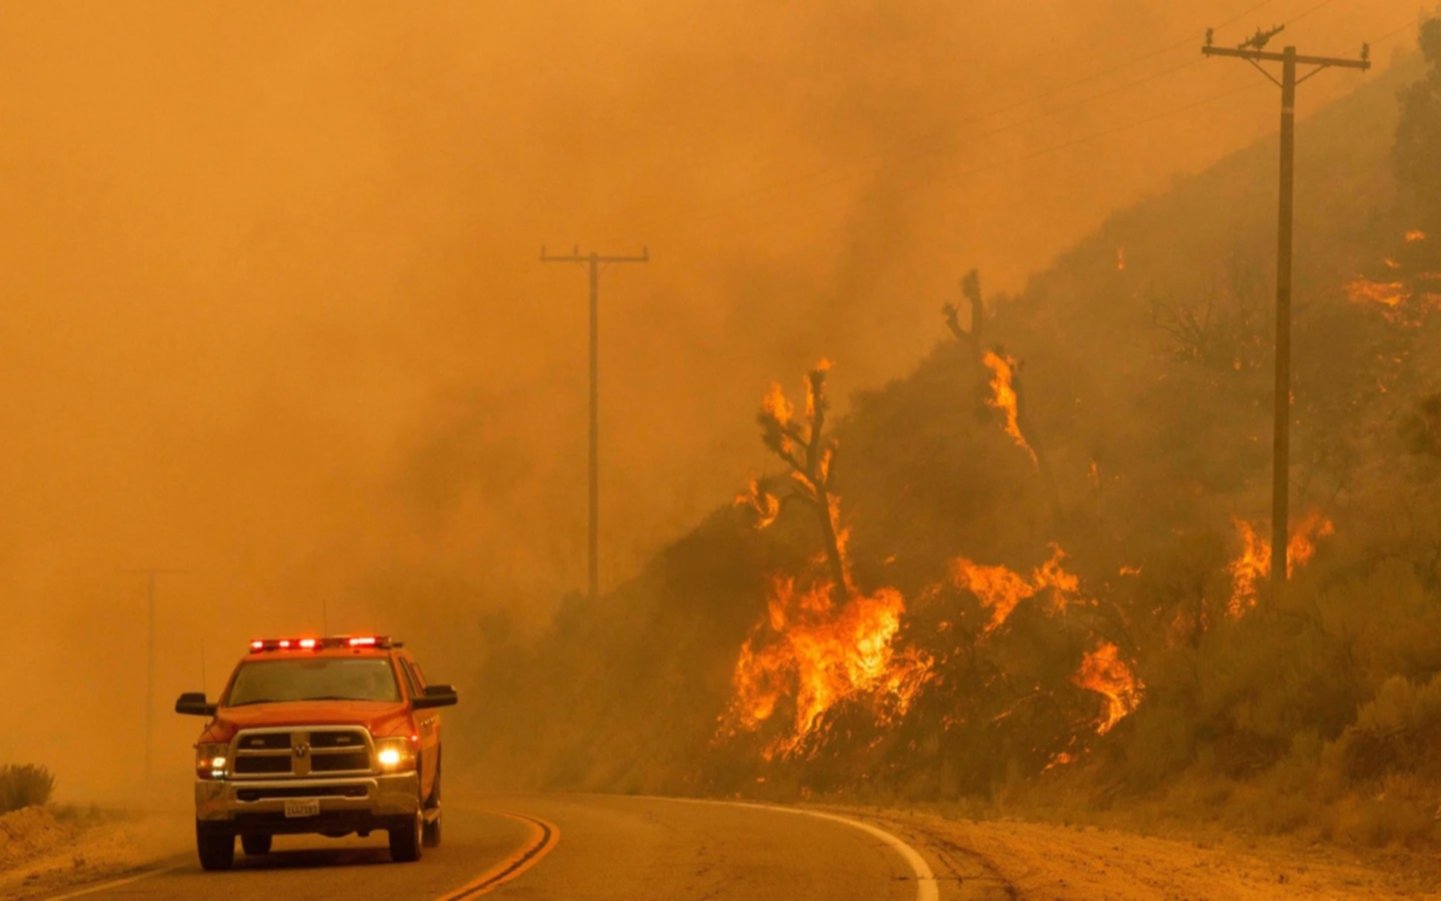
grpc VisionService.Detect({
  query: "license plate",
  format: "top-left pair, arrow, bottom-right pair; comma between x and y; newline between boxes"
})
284,799 -> 320,818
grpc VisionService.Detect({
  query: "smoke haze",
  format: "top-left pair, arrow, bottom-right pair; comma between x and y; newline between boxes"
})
0,0 -> 1429,795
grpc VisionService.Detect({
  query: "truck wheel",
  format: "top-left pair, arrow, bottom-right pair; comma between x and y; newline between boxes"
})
196,823 -> 235,871
241,833 -> 272,855
389,808 -> 423,862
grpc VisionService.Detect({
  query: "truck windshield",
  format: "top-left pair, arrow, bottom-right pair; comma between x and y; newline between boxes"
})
225,658 -> 400,705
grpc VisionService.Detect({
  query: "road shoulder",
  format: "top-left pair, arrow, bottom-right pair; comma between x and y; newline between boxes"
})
829,805 -> 1441,899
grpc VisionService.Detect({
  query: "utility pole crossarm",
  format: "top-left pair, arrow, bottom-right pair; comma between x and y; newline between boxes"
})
541,247 -> 650,264
1201,45 -> 1371,70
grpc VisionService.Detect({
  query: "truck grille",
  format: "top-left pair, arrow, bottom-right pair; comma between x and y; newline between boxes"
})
230,727 -> 374,778
234,756 -> 291,775
236,785 -> 367,802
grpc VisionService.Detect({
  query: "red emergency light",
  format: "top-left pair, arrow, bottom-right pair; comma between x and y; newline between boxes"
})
247,635 -> 393,652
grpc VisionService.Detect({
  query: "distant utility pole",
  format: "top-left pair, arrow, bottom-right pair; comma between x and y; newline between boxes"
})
1202,25 -> 1369,600
127,567 -> 187,779
540,245 -> 649,600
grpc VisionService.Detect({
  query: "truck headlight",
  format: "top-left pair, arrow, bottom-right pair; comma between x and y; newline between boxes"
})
196,742 -> 228,780
374,737 -> 415,772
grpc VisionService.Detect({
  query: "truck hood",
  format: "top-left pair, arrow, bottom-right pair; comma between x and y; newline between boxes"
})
200,700 -> 412,743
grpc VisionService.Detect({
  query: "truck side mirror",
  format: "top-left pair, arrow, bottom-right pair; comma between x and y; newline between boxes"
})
412,684 -> 458,709
175,691 -> 218,716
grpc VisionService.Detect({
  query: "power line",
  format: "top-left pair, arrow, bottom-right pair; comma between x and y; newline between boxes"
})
652,2 -> 1409,249
678,79 -> 1270,250
618,0 -> 1335,243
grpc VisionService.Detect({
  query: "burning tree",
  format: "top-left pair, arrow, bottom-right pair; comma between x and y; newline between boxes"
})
939,271 -> 1061,517
723,361 -> 932,759
753,360 -> 848,597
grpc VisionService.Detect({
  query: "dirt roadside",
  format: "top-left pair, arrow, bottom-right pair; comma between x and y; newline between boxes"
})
0,806 -> 189,899
846,806 -> 1441,899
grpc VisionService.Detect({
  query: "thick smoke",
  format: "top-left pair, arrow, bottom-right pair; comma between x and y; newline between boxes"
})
0,0 -> 1427,796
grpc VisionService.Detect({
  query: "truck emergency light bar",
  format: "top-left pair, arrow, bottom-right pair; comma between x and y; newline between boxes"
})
247,636 -> 395,652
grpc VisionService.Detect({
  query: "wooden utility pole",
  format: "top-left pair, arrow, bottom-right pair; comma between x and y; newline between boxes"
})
541,245 -> 649,600
127,567 -> 187,779
1201,26 -> 1369,599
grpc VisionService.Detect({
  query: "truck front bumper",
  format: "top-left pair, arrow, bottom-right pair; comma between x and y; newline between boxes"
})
195,772 -> 419,833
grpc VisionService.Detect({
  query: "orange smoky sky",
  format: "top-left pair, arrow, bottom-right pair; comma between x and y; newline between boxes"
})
0,1 -> 1430,793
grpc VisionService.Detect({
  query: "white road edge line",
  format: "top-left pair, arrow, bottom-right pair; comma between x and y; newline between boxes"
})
46,865 -> 176,900
657,798 -> 940,901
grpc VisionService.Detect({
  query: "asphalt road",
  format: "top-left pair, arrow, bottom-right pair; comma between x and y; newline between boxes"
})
46,793 -> 960,900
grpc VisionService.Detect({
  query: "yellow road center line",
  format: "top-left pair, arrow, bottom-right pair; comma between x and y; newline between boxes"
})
436,813 -> 559,900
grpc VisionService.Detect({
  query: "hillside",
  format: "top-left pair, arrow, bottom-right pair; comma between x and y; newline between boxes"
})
465,25 -> 1441,848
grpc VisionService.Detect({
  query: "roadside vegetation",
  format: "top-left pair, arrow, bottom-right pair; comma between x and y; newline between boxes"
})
465,17 -> 1441,851
0,764 -> 55,814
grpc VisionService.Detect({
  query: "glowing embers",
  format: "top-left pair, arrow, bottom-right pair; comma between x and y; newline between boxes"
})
722,574 -> 932,761
1072,642 -> 1144,735
1226,512 -> 1335,616
1345,231 -> 1441,325
981,351 -> 1038,466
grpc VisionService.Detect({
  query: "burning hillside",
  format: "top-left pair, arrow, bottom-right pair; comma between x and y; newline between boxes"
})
468,22 -> 1441,852
719,365 -> 1146,767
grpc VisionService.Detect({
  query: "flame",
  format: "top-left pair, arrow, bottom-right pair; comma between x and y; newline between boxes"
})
1116,247 -> 1126,272
1286,510 -> 1336,572
1226,519 -> 1268,618
1072,642 -> 1143,735
948,544 -> 1079,633
805,358 -> 833,420
1346,236 -> 1441,324
1346,276 -> 1409,315
723,575 -> 932,760
981,351 -> 1038,466
1226,512 -> 1335,616
762,382 -> 794,427
735,477 -> 781,529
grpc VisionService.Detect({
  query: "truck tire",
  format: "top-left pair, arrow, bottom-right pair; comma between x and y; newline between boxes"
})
389,807 -> 423,862
241,833 -> 272,855
423,757 -> 442,848
422,805 -> 442,848
196,823 -> 235,871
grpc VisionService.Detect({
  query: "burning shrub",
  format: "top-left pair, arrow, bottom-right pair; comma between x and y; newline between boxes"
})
0,764 -> 55,813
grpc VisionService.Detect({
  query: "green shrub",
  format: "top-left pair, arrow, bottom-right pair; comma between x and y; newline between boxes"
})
0,763 -> 55,813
